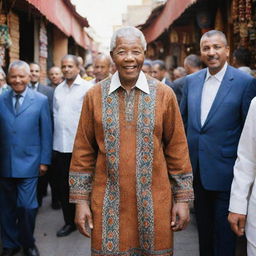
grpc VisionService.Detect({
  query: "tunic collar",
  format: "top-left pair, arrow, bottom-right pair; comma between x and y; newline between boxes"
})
108,71 -> 150,95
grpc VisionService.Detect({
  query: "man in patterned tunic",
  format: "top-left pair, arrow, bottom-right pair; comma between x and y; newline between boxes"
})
69,26 -> 194,256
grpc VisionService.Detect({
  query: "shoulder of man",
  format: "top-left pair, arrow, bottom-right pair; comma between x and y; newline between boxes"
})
38,83 -> 54,93
29,87 -> 48,101
228,65 -> 254,81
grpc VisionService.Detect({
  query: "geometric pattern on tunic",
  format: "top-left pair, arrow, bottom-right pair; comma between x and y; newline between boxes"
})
169,173 -> 194,202
101,79 -> 121,253
92,247 -> 173,256
69,172 -> 93,202
136,79 -> 157,251
124,89 -> 136,122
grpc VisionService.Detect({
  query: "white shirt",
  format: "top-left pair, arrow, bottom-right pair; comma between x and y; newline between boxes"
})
53,75 -> 92,153
229,97 -> 256,246
29,82 -> 39,90
109,71 -> 150,95
201,62 -> 228,125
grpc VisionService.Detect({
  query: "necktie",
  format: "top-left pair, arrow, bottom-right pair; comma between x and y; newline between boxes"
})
15,94 -> 21,113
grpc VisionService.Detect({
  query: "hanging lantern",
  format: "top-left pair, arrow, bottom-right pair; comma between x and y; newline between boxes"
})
196,9 -> 212,29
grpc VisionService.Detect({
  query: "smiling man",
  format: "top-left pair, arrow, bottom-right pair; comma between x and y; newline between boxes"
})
0,60 -> 52,256
180,30 -> 256,256
69,26 -> 193,256
91,54 -> 111,84
53,55 -> 91,238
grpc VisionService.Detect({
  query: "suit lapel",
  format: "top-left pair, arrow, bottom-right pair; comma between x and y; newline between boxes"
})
202,66 -> 234,129
194,70 -> 206,129
16,88 -> 34,116
4,90 -> 15,115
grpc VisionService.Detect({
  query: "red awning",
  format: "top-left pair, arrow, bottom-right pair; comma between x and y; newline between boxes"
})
25,0 -> 91,49
142,0 -> 197,43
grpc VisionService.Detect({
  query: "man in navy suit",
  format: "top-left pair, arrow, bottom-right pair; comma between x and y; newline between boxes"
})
0,60 -> 52,256
180,30 -> 256,256
29,63 -> 59,209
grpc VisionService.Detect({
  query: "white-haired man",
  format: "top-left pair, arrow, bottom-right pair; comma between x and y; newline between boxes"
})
69,26 -> 193,255
0,60 -> 52,256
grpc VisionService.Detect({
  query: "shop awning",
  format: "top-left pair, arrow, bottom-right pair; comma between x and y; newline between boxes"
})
142,0 -> 197,43
25,0 -> 91,49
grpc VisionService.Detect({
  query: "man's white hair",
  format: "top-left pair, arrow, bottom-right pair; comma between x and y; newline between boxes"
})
8,60 -> 30,74
110,26 -> 147,51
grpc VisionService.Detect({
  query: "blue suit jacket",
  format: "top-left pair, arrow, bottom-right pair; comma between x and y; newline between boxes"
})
180,65 -> 256,191
0,88 -> 52,178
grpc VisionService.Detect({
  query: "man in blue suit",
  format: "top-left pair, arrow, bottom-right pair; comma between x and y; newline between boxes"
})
0,60 -> 52,256
180,30 -> 256,256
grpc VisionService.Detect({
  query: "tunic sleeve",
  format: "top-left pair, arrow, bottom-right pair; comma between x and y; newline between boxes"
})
69,89 -> 98,203
162,88 -> 194,202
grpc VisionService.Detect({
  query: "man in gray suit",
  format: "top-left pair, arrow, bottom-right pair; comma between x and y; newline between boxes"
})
29,63 -> 59,209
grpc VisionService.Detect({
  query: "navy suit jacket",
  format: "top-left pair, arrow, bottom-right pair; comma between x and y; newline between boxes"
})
0,88 -> 52,178
172,76 -> 186,105
180,65 -> 256,191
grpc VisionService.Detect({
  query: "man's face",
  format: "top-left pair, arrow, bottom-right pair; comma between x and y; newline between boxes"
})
86,66 -> 94,78
8,66 -> 30,93
48,67 -> 63,86
93,58 -> 110,82
29,63 -> 40,83
111,36 -> 145,85
142,64 -> 151,75
151,64 -> 165,81
61,58 -> 80,81
0,73 -> 6,87
200,34 -> 229,75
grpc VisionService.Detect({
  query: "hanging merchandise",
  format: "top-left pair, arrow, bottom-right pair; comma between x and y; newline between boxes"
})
0,14 -> 11,48
0,13 -> 11,67
232,0 -> 256,68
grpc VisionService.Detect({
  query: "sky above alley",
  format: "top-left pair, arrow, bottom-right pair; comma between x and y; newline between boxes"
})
71,0 -> 142,50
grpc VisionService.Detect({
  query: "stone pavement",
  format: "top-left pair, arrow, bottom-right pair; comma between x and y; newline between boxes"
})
1,193 -> 199,256
34,194 -> 199,256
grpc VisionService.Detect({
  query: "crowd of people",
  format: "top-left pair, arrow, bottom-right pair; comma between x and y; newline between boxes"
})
0,26 -> 256,256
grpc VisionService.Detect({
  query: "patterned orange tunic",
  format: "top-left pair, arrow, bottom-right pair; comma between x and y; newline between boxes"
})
69,76 -> 193,256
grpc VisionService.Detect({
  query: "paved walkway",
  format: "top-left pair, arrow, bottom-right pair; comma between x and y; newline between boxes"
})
34,194 -> 199,256
1,193 -> 199,256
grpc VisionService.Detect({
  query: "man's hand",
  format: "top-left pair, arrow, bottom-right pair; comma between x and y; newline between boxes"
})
75,202 -> 93,237
171,202 -> 190,232
39,164 -> 48,176
228,212 -> 246,237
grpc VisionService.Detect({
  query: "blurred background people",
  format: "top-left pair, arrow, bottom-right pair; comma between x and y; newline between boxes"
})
142,59 -> 152,75
48,66 -> 63,88
0,68 -> 9,94
173,66 -> 187,81
91,54 -> 111,84
151,59 -> 173,87
77,56 -> 86,77
233,47 -> 254,76
184,54 -> 203,75
172,54 -> 202,104
29,63 -> 55,209
84,63 -> 94,81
